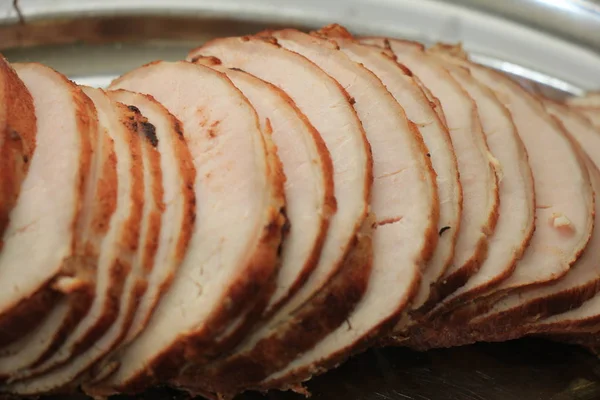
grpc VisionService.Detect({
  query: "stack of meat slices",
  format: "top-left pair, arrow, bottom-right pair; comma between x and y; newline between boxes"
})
0,23 -> 599,399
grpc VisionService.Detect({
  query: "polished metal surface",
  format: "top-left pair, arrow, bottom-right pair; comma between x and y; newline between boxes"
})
1,1 -> 600,399
2,0 -> 600,94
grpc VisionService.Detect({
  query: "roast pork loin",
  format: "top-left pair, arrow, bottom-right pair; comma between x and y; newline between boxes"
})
253,28 -> 437,391
101,60 -> 287,392
180,35 -> 373,393
0,85 -> 118,380
423,47 -> 536,315
192,55 -> 335,320
0,23 -> 600,400
386,38 -> 500,302
0,64 -> 96,349
482,101 -> 600,336
462,60 -> 594,297
5,88 -> 149,394
85,90 -> 196,395
321,28 -> 462,317
0,56 -> 36,249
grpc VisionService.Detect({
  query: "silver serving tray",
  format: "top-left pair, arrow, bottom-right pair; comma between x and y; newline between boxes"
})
2,1 -> 600,399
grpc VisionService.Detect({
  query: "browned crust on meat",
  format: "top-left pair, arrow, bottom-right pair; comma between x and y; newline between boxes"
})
253,117 -> 439,392
109,92 -> 197,336
69,102 -> 146,358
243,73 -> 336,318
0,71 -> 96,347
260,234 -> 424,392
83,92 -> 196,397
111,80 -> 288,392
0,55 -> 36,248
112,104 -> 165,344
28,107 -> 120,369
170,225 -> 374,398
177,37 -> 373,396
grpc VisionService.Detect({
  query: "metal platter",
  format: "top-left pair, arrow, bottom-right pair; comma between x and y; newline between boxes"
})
2,1 -> 600,399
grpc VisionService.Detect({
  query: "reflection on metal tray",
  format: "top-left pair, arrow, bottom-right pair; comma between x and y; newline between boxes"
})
2,1 -> 600,399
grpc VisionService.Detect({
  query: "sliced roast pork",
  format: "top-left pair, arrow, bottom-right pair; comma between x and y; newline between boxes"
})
318,27 -> 461,315
245,28 -> 437,390
379,37 -> 500,301
465,102 -> 600,338
444,52 -> 594,298
94,60 -> 286,392
84,90 -> 196,395
5,93 -> 165,394
105,90 -> 195,342
524,162 -> 600,336
401,50 -> 595,350
192,56 -> 335,320
4,88 -> 148,394
178,35 -> 373,394
0,64 -> 95,348
568,92 -> 600,107
422,51 -> 536,314
0,55 -> 36,247
0,88 -> 119,378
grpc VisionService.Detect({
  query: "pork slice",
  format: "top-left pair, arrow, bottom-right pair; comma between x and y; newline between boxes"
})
316,27 -> 460,316
531,285 -> 600,334
83,90 -> 195,396
176,35 -> 372,395
0,63 -> 95,348
0,87 -> 118,377
401,52 -> 596,350
421,52 -> 535,314
470,103 -> 600,338
5,94 -> 164,395
3,88 -> 147,394
524,170 -> 600,336
249,28 -> 437,390
193,56 -> 334,322
106,90 -> 195,339
99,60 -> 286,392
0,55 -> 36,248
381,38 -> 500,300
446,54 -> 594,298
